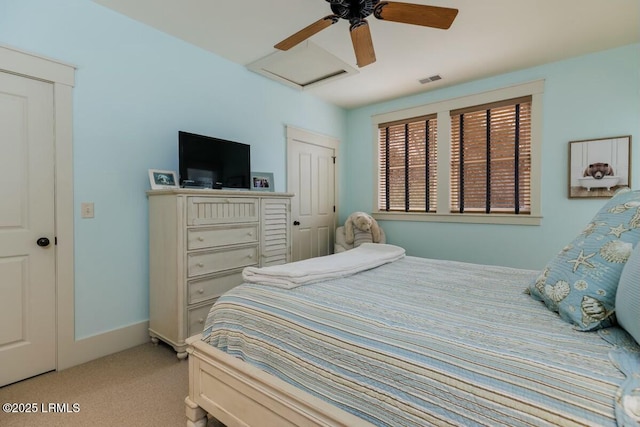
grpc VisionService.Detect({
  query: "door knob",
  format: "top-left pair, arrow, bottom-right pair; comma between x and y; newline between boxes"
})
293,221 -> 300,226
37,237 -> 50,247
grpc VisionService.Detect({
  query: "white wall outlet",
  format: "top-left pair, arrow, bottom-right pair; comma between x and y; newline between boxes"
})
81,202 -> 95,219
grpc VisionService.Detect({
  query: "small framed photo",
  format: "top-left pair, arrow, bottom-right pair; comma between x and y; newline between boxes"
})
251,172 -> 274,192
568,135 -> 631,198
148,169 -> 179,190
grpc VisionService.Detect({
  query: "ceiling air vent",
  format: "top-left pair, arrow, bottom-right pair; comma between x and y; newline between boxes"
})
247,41 -> 358,91
419,75 -> 442,84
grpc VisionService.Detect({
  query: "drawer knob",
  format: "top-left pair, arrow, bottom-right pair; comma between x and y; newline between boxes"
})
248,231 -> 253,236
247,254 -> 253,259
197,263 -> 204,268
198,288 -> 204,294
224,198 -> 230,203
197,236 -> 204,242
198,318 -> 204,324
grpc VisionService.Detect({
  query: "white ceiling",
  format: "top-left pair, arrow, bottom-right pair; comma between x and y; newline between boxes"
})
93,0 -> 639,109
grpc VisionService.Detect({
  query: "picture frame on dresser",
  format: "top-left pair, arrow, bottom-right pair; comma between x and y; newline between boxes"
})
148,169 -> 179,190
251,172 -> 274,192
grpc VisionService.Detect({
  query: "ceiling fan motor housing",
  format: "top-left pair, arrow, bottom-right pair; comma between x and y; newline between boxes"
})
329,0 -> 380,22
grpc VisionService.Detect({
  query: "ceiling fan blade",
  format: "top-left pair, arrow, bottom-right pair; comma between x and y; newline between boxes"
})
374,2 -> 458,29
350,20 -> 376,68
274,15 -> 339,50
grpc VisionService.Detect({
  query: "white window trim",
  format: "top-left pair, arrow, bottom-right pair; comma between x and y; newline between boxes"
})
372,80 -> 544,226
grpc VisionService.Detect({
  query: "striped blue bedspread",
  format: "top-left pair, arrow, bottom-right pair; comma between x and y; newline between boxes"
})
202,256 -> 629,426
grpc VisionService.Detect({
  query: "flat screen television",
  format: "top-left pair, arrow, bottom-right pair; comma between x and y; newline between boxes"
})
178,131 -> 251,189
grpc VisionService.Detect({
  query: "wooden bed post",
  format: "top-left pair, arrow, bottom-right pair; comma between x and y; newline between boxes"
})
185,396 -> 207,427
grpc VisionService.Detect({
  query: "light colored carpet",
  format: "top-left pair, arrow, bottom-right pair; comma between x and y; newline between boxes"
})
0,341 -> 220,427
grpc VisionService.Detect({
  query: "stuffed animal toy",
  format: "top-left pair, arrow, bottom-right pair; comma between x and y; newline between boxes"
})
344,211 -> 381,246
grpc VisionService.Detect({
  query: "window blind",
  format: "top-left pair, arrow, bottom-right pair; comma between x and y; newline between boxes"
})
378,115 -> 437,212
450,96 -> 532,214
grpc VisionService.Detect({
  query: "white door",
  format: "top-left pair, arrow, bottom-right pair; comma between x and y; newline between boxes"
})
287,128 -> 337,261
0,71 -> 56,386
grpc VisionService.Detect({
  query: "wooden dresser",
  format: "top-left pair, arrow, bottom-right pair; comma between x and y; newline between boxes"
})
147,189 -> 292,358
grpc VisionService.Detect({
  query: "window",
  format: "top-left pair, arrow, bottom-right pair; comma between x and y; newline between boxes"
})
450,96 -> 532,214
373,81 -> 543,225
378,116 -> 438,212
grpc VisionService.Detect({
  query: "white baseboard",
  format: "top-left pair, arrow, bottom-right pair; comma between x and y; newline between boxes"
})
57,320 -> 150,371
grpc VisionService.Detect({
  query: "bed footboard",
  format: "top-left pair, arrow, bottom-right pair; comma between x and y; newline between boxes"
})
186,334 -> 374,427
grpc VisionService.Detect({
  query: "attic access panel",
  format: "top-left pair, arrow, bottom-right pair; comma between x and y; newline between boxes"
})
247,41 -> 358,90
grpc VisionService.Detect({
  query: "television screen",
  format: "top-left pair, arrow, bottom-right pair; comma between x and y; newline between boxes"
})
178,131 -> 251,189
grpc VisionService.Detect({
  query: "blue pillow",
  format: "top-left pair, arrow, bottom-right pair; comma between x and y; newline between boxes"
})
616,243 -> 640,344
528,189 -> 640,330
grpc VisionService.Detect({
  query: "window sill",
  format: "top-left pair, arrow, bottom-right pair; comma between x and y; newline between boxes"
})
372,211 -> 542,226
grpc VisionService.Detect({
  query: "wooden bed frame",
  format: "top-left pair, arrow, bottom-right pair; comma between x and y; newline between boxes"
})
185,334 -> 375,427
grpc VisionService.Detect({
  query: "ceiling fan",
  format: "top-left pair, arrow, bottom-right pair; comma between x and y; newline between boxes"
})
274,0 -> 459,68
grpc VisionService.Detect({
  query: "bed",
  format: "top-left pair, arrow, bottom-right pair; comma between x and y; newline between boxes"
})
185,186 -> 640,427
184,241 -> 640,427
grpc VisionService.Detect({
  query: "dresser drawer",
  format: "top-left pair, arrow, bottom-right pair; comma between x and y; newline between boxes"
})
187,302 -> 215,337
188,224 -> 258,250
187,244 -> 258,277
188,269 -> 244,305
187,197 -> 259,226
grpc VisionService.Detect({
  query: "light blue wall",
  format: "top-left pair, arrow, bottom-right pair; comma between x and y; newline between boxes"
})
342,44 -> 640,269
0,0 -> 347,339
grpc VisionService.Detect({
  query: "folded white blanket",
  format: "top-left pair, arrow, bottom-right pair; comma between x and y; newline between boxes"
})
243,243 -> 405,289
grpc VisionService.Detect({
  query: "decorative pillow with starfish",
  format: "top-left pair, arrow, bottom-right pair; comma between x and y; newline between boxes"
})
528,188 -> 640,331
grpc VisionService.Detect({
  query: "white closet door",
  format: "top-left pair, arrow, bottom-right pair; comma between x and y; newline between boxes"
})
287,130 -> 336,261
0,71 -> 56,386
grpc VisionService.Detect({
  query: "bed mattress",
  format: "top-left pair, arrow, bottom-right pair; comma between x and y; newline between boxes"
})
202,256 -> 630,426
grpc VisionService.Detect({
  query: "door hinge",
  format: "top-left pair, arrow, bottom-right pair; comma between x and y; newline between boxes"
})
55,237 -> 58,245
333,206 -> 336,213
332,156 -> 336,164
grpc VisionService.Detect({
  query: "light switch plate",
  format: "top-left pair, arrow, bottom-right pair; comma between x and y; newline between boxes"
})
81,202 -> 94,219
